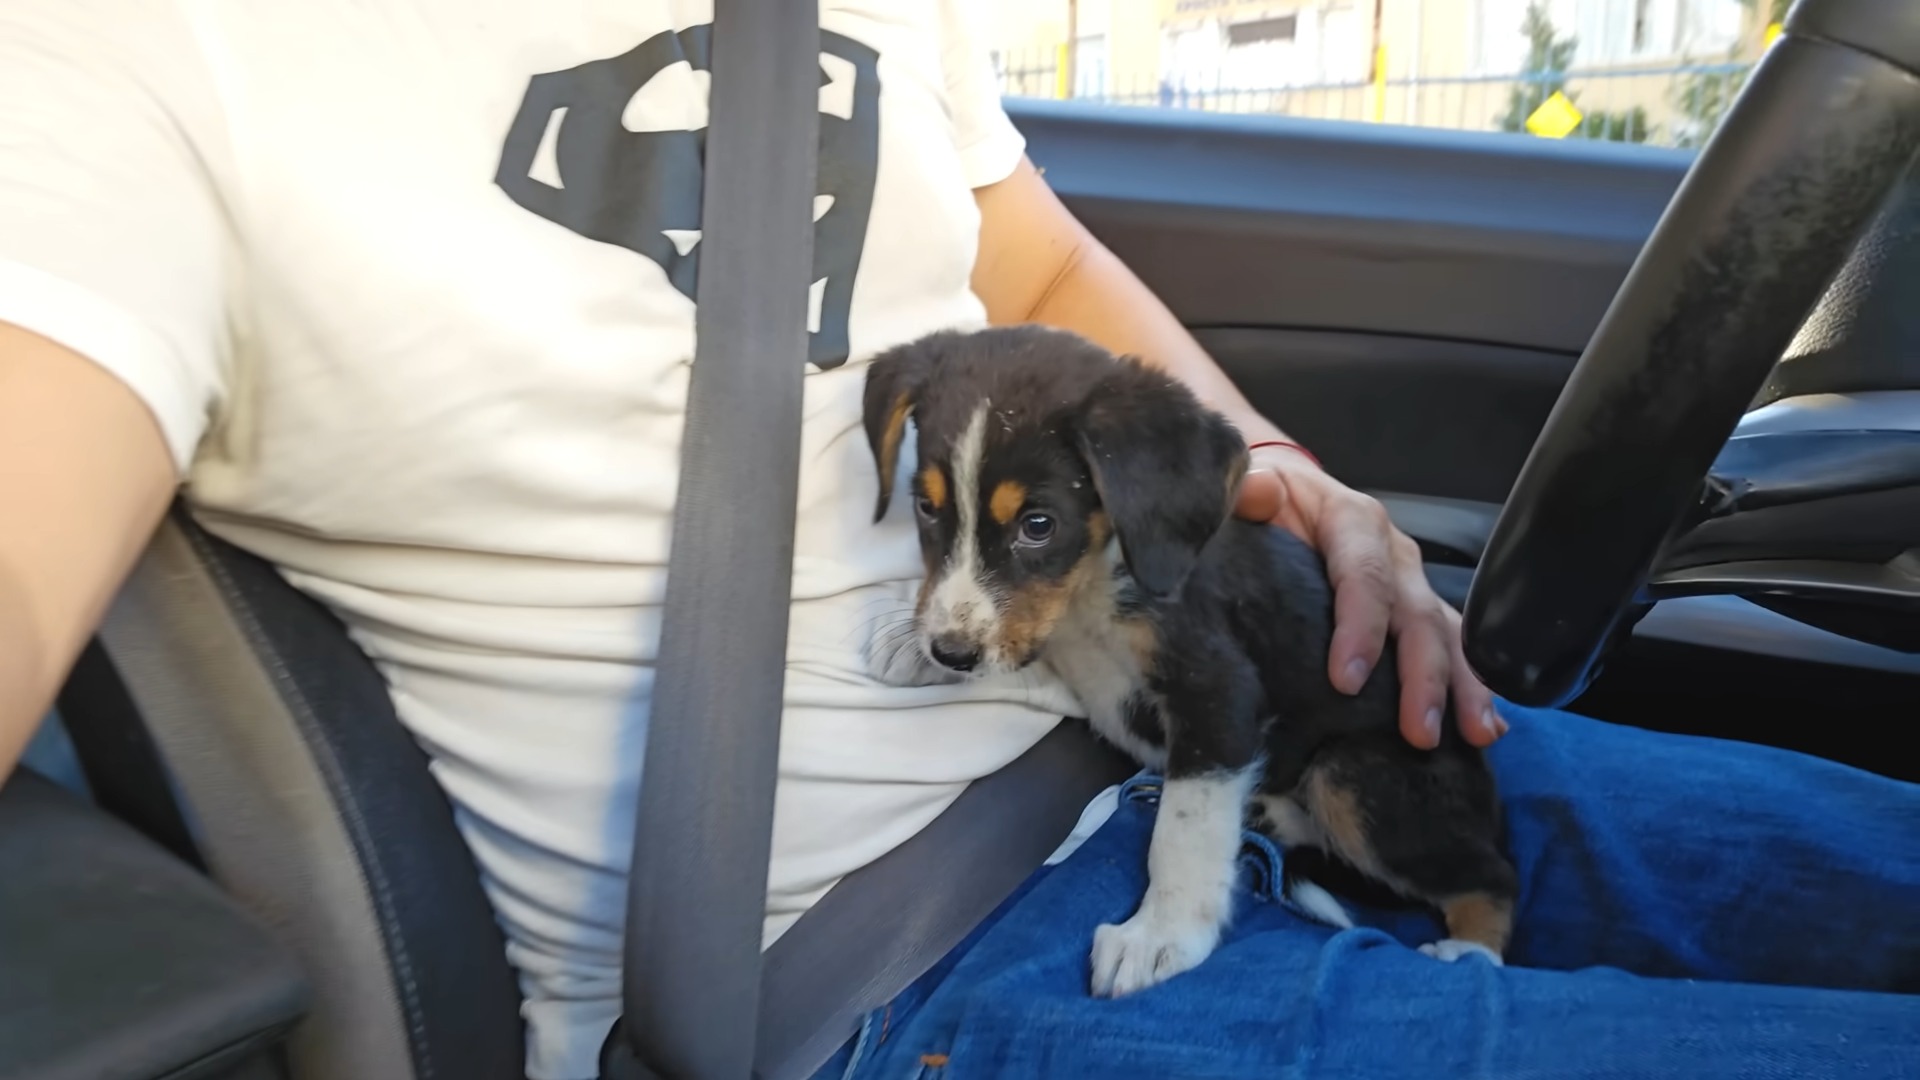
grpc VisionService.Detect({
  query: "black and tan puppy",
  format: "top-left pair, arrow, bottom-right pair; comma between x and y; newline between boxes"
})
863,325 -> 1517,997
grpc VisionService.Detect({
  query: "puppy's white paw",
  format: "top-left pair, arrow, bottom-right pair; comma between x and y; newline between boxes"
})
1419,938 -> 1504,966
1089,907 -> 1222,998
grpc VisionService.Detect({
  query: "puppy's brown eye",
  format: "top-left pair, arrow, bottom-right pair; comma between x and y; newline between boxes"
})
1016,512 -> 1056,546
914,495 -> 938,520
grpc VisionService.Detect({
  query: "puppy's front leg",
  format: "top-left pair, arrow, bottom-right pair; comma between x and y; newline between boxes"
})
1090,759 -> 1259,997
1090,654 -> 1263,997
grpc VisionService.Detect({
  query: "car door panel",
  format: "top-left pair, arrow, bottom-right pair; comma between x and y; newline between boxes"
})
1013,100 -> 1691,354
1197,328 -> 1575,506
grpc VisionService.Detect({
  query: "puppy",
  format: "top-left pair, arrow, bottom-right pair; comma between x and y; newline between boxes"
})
862,325 -> 1518,997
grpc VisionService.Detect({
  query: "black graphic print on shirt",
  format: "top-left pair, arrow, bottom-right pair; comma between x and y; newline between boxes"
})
495,25 -> 881,370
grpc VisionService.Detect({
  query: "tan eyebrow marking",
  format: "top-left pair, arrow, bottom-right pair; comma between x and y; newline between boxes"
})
989,480 -> 1027,525
921,465 -> 948,510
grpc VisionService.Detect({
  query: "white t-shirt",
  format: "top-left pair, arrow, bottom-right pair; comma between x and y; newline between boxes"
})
0,3 -> 1093,1075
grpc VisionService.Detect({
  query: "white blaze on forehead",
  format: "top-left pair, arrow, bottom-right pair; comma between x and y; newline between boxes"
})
950,401 -> 988,560
924,403 -> 1001,653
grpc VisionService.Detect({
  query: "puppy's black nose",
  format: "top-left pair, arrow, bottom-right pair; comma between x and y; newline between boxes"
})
929,637 -> 981,672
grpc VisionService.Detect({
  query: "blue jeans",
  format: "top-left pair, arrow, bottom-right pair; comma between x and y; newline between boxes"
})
815,706 -> 1920,1079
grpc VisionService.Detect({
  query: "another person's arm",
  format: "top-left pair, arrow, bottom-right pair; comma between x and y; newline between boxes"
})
972,158 -> 1502,749
0,324 -> 177,776
0,1 -> 233,780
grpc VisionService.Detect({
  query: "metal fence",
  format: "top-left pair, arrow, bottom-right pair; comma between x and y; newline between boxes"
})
998,55 -> 1066,102
994,55 -> 1756,151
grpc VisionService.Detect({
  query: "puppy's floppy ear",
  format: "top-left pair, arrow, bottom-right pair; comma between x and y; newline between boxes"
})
862,335 -> 946,522
1074,363 -> 1249,599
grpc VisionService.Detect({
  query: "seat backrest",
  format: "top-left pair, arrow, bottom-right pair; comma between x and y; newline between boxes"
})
67,505 -> 525,1080
67,501 -> 1136,1080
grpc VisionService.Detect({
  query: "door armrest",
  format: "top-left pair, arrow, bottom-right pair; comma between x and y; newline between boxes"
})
0,770 -> 309,1080
1372,491 -> 1500,565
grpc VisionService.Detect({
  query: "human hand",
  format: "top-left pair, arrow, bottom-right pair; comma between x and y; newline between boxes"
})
1234,443 -> 1505,750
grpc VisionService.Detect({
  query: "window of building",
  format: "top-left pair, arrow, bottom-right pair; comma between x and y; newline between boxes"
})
1226,15 -> 1299,47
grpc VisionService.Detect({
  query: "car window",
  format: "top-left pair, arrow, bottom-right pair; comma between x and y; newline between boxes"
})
984,0 -> 1789,151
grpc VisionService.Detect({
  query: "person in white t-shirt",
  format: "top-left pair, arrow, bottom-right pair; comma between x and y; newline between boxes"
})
13,1 -> 1792,1076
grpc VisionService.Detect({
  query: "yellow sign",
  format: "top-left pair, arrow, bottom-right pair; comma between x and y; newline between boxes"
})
1525,91 -> 1584,139
1764,22 -> 1784,49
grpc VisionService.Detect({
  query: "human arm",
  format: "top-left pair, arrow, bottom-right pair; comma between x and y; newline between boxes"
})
0,1 -> 233,778
970,158 -> 1503,749
0,324 -> 177,778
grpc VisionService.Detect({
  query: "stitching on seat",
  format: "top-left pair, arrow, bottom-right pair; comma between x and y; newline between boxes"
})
187,524 -> 438,1080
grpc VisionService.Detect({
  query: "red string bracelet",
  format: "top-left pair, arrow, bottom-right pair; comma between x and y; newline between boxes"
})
1246,439 -> 1322,470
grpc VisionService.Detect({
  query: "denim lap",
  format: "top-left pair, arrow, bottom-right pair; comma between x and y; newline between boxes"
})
824,706 -> 1920,1080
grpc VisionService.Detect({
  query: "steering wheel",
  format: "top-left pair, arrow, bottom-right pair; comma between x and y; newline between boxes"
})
1461,0 -> 1920,707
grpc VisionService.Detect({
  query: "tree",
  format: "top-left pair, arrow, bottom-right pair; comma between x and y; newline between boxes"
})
1496,1 -> 1650,144
1669,0 -> 1779,149
1670,65 -> 1747,149
1497,3 -> 1575,133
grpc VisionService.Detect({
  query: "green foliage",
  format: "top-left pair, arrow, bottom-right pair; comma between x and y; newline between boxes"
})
1670,0 -> 1778,149
1579,106 -> 1651,143
1496,2 -> 1651,144
1670,66 -> 1749,149
1497,3 -> 1576,133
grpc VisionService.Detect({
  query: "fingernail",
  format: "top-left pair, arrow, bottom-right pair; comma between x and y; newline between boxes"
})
1422,706 -> 1442,744
1343,658 -> 1370,691
1486,707 -> 1509,738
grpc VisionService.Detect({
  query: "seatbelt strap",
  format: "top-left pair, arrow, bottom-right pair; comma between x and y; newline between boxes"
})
601,2 -> 819,1078
606,7 -> 1138,1079
752,719 -> 1135,1080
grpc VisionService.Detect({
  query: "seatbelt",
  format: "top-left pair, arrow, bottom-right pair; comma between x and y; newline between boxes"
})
599,2 -> 819,1078
753,720 -> 1134,1080
603,6 -> 1138,1080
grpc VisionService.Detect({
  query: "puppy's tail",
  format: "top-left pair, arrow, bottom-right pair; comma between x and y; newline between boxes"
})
1283,877 -> 1354,930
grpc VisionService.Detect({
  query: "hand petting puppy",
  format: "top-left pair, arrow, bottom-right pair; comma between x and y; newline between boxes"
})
965,155 -> 1505,752
1233,446 -> 1507,752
